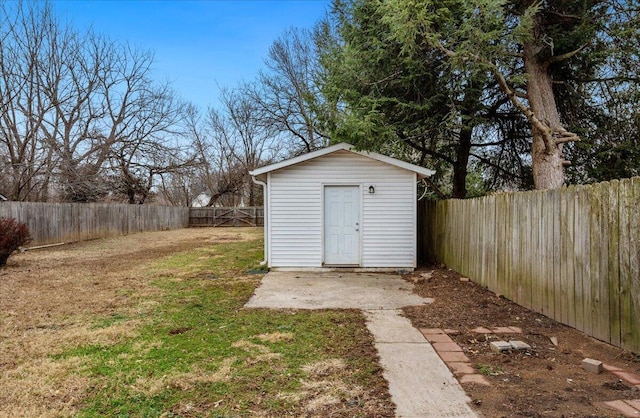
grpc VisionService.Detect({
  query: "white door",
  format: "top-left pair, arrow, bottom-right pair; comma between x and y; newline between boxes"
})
324,185 -> 360,265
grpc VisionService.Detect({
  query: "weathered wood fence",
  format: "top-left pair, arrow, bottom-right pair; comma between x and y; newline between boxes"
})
0,202 -> 189,246
189,207 -> 264,227
419,177 -> 640,353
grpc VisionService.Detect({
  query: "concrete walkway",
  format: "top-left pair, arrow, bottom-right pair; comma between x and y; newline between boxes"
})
246,272 -> 477,418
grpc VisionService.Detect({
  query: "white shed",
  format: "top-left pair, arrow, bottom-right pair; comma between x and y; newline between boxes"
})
249,143 -> 434,270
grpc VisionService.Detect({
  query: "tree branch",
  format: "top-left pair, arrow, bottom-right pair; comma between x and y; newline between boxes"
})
366,70 -> 403,86
422,177 -> 446,199
514,89 -> 529,99
470,152 -> 523,179
471,138 -> 511,147
547,45 -> 587,64
553,127 -> 580,145
541,10 -> 583,22
575,76 -> 640,83
397,132 -> 455,165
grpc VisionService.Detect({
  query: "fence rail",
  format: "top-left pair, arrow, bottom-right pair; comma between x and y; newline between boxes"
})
189,207 -> 264,227
0,202 -> 189,246
419,177 -> 640,353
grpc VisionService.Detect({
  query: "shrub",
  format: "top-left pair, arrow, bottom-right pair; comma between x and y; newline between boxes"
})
0,217 -> 31,267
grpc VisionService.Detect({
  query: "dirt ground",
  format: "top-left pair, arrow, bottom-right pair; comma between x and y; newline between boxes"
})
404,267 -> 640,418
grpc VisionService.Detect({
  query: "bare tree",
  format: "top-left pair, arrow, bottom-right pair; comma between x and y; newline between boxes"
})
0,1 -> 193,203
0,2 -> 59,201
210,87 -> 282,206
43,38 -> 182,202
244,28 -> 329,156
171,87 -> 284,208
165,106 -> 243,207
105,85 -> 197,204
156,166 -> 200,206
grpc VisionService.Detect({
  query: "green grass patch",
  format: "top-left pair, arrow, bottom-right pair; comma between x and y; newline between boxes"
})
150,238 -> 263,279
475,363 -> 504,376
65,237 -> 384,417
91,312 -> 129,329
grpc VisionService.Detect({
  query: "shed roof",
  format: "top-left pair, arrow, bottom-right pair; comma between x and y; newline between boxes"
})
250,143 -> 435,181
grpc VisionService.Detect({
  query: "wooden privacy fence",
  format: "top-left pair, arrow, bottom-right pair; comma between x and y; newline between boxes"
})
189,207 -> 264,227
419,177 -> 640,353
0,202 -> 189,247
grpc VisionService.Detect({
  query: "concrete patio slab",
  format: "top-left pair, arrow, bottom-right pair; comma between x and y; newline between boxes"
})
245,271 -> 432,309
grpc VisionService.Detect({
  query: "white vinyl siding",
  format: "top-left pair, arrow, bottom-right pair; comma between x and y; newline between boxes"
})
268,150 -> 416,268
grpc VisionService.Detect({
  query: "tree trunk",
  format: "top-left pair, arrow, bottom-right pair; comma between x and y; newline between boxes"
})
524,18 -> 566,190
248,182 -> 255,207
452,79 -> 482,198
452,126 -> 472,198
0,253 -> 10,268
127,189 -> 136,204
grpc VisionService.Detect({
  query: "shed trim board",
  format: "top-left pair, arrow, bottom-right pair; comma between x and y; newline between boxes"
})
413,176 -> 418,267
251,142 -> 434,181
267,172 -> 272,266
250,143 -> 434,269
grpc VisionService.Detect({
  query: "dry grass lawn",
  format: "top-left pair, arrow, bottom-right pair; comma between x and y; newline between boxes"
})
0,227 -> 392,417
0,228 -> 258,417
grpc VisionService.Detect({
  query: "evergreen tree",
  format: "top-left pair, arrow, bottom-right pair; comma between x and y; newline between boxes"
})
380,0 -> 639,189
321,0 -> 532,197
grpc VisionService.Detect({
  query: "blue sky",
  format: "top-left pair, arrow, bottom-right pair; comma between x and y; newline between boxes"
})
54,1 -> 330,110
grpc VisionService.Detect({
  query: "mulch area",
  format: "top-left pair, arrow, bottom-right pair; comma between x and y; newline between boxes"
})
403,267 -> 640,418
